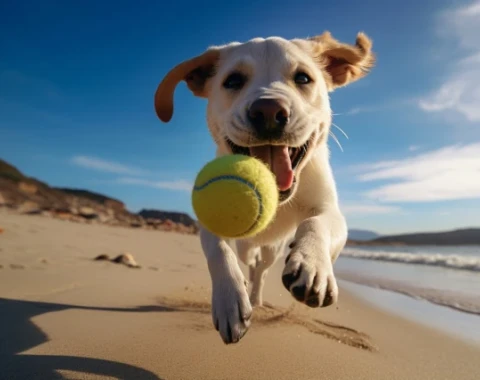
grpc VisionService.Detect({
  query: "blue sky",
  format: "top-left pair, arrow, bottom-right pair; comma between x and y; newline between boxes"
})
1,0 -> 479,235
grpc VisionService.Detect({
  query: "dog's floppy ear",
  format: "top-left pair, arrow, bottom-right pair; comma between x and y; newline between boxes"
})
310,31 -> 375,91
154,48 -> 220,123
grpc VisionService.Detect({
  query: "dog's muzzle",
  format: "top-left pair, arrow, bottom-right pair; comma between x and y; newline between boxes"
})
247,98 -> 290,141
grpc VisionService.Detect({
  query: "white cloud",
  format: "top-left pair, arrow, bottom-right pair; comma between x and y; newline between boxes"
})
437,1 -> 480,50
341,99 -> 410,117
408,145 -> 421,152
72,155 -> 192,192
71,156 -> 150,176
344,106 -> 377,116
340,204 -> 400,216
357,142 -> 480,202
419,1 -> 480,121
345,107 -> 365,116
116,177 -> 193,192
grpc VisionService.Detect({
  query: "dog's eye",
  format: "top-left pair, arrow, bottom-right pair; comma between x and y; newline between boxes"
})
223,72 -> 247,90
294,72 -> 312,85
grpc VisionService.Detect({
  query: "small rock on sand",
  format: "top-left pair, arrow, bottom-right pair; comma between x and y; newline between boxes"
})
112,252 -> 141,269
0,227 -> 4,234
92,253 -> 141,268
94,254 -> 110,261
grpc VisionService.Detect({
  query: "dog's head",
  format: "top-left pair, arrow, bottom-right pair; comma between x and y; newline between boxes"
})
155,32 -> 375,203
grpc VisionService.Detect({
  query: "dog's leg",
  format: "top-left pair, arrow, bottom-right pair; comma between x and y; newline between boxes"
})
249,254 -> 261,283
249,244 -> 281,307
200,227 -> 253,344
281,209 -> 347,307
235,240 -> 260,283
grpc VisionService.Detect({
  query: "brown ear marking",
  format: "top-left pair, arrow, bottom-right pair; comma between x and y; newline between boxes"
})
310,31 -> 375,90
154,49 -> 220,123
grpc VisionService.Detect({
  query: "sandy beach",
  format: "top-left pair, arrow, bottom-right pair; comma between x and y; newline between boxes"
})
1,208 -> 479,380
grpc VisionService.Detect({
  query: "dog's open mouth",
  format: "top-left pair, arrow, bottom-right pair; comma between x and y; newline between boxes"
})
226,138 -> 311,193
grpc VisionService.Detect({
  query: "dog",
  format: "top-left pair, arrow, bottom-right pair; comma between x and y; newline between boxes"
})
154,31 -> 375,345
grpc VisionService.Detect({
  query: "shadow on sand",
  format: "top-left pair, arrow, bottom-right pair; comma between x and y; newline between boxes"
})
0,297 -> 169,380
0,295 -> 376,379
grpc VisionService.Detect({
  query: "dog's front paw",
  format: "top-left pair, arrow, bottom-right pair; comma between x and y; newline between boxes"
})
281,246 -> 338,308
211,273 -> 253,344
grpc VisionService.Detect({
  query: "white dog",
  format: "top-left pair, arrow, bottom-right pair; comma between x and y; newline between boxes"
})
154,31 -> 375,344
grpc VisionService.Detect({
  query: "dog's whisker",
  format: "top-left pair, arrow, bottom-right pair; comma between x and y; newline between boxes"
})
233,114 -> 246,126
331,123 -> 349,140
231,122 -> 245,133
212,133 -> 223,144
329,131 -> 344,152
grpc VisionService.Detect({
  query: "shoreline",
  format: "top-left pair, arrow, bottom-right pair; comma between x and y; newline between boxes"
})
338,280 -> 480,347
335,268 -> 480,316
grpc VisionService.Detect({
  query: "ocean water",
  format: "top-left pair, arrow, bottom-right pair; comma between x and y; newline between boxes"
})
338,280 -> 480,346
335,245 -> 480,315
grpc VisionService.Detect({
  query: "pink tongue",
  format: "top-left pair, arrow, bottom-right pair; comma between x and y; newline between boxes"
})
249,145 -> 294,191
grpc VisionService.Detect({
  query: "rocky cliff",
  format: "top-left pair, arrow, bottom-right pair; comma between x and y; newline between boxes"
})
0,159 -> 198,235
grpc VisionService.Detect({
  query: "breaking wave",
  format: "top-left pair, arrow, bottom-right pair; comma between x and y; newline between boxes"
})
341,248 -> 480,272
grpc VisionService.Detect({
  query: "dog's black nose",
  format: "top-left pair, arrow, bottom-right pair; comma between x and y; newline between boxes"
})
247,98 -> 289,140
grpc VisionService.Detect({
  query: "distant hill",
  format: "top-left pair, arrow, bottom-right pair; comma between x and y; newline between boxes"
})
0,159 -> 25,182
370,228 -> 480,246
0,158 -> 74,212
348,229 -> 380,241
55,188 -> 124,206
0,158 -> 197,234
54,188 -> 126,212
138,209 -> 197,228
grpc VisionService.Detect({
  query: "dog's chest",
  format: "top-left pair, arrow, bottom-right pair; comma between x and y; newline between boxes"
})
248,205 -> 299,246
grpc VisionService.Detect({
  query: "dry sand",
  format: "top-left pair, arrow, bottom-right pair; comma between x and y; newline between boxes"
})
1,208 -> 479,380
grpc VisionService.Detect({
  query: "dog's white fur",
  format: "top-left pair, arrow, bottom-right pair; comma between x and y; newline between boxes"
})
154,31 -> 375,344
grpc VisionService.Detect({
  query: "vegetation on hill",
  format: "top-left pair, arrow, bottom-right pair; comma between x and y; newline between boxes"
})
55,188 -> 124,206
0,159 -> 29,182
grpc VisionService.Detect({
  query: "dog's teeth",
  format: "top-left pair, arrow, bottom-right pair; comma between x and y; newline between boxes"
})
289,148 -> 296,160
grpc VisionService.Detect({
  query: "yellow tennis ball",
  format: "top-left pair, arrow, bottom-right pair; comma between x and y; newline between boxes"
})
192,154 -> 279,239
